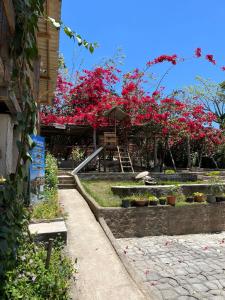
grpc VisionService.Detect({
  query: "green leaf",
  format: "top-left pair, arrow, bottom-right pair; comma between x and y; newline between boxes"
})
89,44 -> 94,54
48,17 -> 61,28
64,26 -> 74,38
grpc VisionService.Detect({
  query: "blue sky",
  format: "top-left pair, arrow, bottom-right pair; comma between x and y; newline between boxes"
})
60,0 -> 225,93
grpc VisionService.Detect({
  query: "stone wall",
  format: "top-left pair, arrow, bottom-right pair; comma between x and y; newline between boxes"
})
152,173 -> 198,182
101,203 -> 225,238
78,172 -> 138,181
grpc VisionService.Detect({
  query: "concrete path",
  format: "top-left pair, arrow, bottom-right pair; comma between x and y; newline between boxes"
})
59,189 -> 147,300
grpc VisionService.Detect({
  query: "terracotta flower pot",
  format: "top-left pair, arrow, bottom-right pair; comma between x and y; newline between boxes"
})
194,195 -> 204,202
167,195 -> 176,206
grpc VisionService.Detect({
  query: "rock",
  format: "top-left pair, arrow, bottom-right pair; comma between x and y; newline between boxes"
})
135,171 -> 150,180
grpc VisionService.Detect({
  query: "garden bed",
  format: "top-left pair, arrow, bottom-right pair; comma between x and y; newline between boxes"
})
76,176 -> 225,238
111,183 -> 225,197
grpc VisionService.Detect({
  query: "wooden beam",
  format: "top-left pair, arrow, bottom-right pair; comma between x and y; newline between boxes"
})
3,0 -> 15,34
37,32 -> 51,39
0,87 -> 21,114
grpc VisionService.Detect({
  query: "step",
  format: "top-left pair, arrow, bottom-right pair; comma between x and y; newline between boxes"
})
58,179 -> 75,184
58,183 -> 75,189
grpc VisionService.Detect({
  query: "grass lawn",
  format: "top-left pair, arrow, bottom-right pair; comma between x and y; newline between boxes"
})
80,179 -> 208,208
81,180 -> 131,207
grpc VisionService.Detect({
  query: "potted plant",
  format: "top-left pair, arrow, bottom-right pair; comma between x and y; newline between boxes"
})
186,195 -> 194,203
167,186 -> 179,206
215,193 -> 225,202
149,195 -> 158,206
212,184 -> 225,202
134,195 -> 149,207
193,192 -> 205,202
206,194 -> 216,204
159,196 -> 167,205
121,198 -> 130,208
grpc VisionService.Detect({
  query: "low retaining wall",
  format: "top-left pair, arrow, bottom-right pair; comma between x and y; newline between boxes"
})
102,204 -> 225,238
77,172 -> 198,182
111,184 -> 225,197
75,175 -> 225,239
77,172 -> 138,181
152,173 -> 198,182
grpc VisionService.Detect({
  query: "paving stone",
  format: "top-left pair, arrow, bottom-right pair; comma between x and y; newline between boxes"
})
161,289 -> 179,299
117,232 -> 225,299
191,283 -> 209,293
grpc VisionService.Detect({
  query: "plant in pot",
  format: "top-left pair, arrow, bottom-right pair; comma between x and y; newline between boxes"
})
159,196 -> 167,205
149,195 -> 158,206
193,192 -> 205,202
134,194 -> 149,207
121,198 -> 131,208
167,186 -> 179,206
209,183 -> 225,202
186,195 -> 194,203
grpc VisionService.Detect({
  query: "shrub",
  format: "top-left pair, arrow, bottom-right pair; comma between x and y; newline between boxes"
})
32,188 -> 63,220
206,171 -> 221,177
71,147 -> 84,162
45,153 -> 58,189
165,169 -> 176,175
4,238 -> 75,300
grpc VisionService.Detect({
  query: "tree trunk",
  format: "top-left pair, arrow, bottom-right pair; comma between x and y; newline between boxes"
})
93,128 -> 97,151
153,136 -> 158,168
187,135 -> 191,169
169,146 -> 176,171
160,138 -> 168,172
211,156 -> 219,169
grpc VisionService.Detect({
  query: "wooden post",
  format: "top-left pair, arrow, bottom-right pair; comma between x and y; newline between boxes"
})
45,239 -> 53,269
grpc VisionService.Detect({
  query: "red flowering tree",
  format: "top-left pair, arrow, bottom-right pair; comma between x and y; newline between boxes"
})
40,48 -> 225,169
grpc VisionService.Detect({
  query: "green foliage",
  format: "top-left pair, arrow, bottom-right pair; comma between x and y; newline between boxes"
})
164,169 -> 176,175
45,153 -> 59,189
206,171 -> 221,177
193,192 -> 204,197
48,17 -> 98,53
148,195 -> 158,201
71,147 -> 84,162
32,154 -> 60,220
32,188 -> 62,220
4,238 -> 74,300
0,0 -> 45,283
185,76 -> 225,126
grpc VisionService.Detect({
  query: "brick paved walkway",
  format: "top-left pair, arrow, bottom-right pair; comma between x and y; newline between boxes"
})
118,233 -> 225,299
